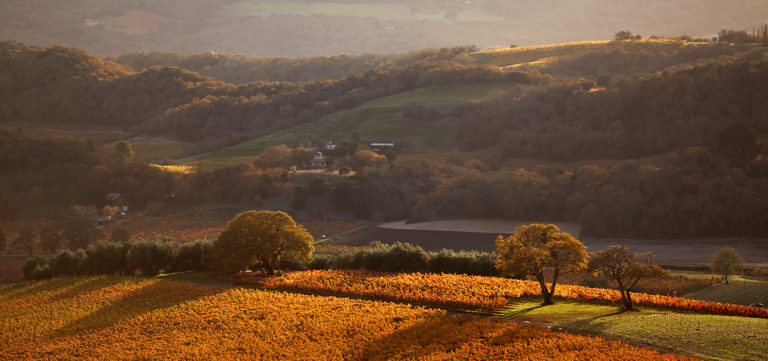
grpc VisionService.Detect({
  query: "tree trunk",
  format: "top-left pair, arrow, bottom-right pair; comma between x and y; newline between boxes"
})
265,264 -> 275,276
724,274 -> 729,285
616,279 -> 631,310
536,274 -> 554,305
624,290 -> 634,311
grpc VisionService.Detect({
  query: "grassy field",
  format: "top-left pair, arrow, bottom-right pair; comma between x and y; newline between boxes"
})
0,276 -> 695,360
495,297 -> 768,361
103,137 -> 190,162
182,83 -> 519,164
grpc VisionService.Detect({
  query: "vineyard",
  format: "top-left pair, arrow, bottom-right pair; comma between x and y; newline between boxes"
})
0,276 -> 696,360
243,270 -> 768,318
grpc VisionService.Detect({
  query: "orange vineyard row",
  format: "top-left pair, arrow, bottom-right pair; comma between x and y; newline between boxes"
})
0,276 -> 696,360
246,270 -> 768,318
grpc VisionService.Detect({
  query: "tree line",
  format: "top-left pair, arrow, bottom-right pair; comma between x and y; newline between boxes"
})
114,46 -> 476,84
0,41 -> 536,153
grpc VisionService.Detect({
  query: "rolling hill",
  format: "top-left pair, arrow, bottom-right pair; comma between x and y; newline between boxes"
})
2,0 -> 768,57
183,82 -> 521,163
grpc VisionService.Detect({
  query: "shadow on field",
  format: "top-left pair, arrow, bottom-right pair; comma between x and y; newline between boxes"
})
357,315 -> 495,360
56,280 -> 223,335
561,310 -> 627,334
45,276 -> 127,303
493,300 -> 545,319
0,277 -> 123,301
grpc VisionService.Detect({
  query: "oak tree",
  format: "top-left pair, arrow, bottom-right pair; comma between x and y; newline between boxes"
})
710,247 -> 744,284
588,245 -> 668,310
496,224 -> 588,305
212,210 -> 314,275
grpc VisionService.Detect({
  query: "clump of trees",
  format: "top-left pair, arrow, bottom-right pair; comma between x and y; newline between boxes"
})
710,247 -> 745,284
495,224 -> 588,305
614,30 -> 641,41
210,211 -> 314,275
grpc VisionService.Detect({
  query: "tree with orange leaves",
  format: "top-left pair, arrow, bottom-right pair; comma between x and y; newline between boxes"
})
212,210 -> 313,275
496,224 -> 588,305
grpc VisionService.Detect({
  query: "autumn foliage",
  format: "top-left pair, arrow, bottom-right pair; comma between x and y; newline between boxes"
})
0,276 -> 698,360
246,270 -> 768,318
211,210 -> 314,275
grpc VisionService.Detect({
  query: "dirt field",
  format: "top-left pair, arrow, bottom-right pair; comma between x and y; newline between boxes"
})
337,219 -> 768,267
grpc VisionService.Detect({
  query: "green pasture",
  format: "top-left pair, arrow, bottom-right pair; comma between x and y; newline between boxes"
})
103,138 -> 190,162
495,297 -> 768,361
181,83 -> 518,164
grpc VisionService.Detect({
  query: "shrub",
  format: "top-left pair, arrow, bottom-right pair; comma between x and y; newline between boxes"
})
315,242 -> 497,275
83,242 -> 128,275
126,238 -> 181,276
172,239 -> 213,272
51,249 -> 79,276
334,241 -> 430,273
74,249 -> 90,275
22,257 -> 51,281
430,249 -> 498,276
308,253 -> 335,270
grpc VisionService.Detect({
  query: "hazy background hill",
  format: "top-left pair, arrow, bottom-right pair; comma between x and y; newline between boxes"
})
2,0 -> 768,57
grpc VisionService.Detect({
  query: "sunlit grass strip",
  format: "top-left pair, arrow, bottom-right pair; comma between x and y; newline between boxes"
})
251,270 -> 768,318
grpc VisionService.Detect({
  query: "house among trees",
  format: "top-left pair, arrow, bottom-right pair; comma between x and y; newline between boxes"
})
309,151 -> 326,169
105,193 -> 129,215
322,141 -> 337,151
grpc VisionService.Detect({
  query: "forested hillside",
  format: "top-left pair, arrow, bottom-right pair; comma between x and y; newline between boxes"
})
0,41 -> 534,153
457,59 -> 768,160
114,46 -> 475,84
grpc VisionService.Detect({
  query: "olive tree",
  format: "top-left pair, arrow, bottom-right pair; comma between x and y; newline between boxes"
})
496,224 -> 588,305
588,245 -> 667,310
212,210 -> 313,275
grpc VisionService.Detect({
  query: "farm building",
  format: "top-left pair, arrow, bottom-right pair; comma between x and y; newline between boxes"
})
370,143 -> 395,152
322,141 -> 338,150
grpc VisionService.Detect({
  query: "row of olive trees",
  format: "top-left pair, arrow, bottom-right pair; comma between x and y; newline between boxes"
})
23,239 -> 212,281
310,241 -> 497,276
